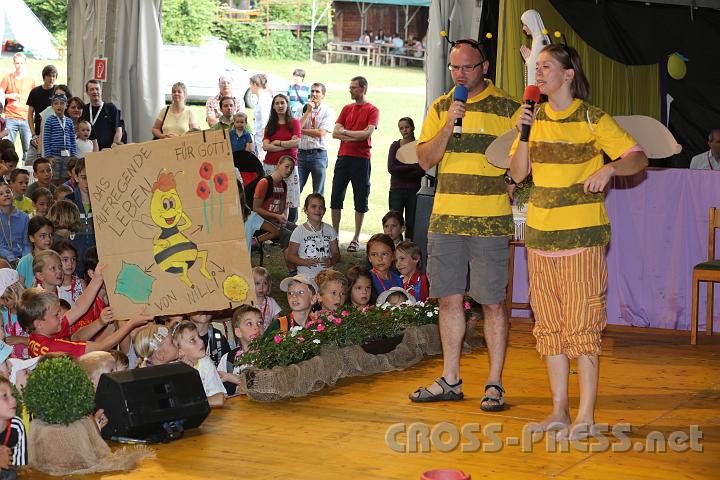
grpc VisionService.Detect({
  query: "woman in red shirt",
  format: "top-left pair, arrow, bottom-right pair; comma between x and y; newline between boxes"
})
262,94 -> 301,223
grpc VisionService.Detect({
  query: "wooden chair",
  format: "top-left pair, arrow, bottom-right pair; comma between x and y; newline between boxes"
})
691,207 -> 720,344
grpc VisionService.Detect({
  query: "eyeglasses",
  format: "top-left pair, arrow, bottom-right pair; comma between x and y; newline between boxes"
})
448,63 -> 484,73
310,89 -> 322,93
288,290 -> 309,297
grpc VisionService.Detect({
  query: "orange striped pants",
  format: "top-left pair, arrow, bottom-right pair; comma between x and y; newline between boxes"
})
528,246 -> 608,358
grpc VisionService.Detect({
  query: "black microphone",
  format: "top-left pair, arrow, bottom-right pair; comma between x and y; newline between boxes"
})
520,85 -> 541,142
452,85 -> 468,138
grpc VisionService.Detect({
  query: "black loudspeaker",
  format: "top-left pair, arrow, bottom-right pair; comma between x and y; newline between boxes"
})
414,177 -> 436,269
96,362 -> 210,442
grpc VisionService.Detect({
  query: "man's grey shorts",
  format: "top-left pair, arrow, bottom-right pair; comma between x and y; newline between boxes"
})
427,233 -> 510,304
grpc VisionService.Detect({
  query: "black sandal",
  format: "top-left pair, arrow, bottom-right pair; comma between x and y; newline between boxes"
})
480,383 -> 506,411
409,377 -> 464,403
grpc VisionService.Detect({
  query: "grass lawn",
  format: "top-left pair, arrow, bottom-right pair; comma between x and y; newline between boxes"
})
8,55 -> 427,237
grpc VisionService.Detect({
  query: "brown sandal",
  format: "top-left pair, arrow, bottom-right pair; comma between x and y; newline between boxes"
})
409,377 -> 464,403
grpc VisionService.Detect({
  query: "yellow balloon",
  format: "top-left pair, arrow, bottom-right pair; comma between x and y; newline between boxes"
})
667,53 -> 687,80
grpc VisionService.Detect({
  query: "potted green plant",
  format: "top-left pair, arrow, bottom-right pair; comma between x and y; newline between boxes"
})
23,356 -> 152,476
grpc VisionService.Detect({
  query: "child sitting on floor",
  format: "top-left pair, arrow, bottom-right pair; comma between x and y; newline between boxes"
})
0,375 -> 27,475
17,264 -> 153,358
315,269 -> 347,314
16,216 -> 54,288
376,286 -> 416,307
382,210 -> 405,247
188,312 -> 230,367
218,305 -> 264,395
346,266 -> 373,310
252,267 -> 281,331
367,233 -> 403,298
395,240 -> 429,302
133,324 -> 178,368
9,169 -> 32,216
30,187 -> 53,218
52,239 -> 84,305
173,321 -> 226,408
0,270 -> 28,359
264,274 -> 318,335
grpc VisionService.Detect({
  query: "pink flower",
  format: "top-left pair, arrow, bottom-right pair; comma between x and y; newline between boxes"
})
333,318 -> 342,325
317,324 -> 325,332
327,314 -> 337,322
273,335 -> 282,344
341,310 -> 349,317
464,301 -> 471,310
298,336 -> 305,343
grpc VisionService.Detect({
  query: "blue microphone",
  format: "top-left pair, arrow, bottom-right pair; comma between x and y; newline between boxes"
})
452,85 -> 468,138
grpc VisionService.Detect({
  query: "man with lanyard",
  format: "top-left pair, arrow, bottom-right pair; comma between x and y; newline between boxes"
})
330,76 -> 379,253
409,39 -> 520,411
287,68 -> 310,119
0,53 -> 35,164
26,65 -> 58,165
81,80 -> 122,150
297,82 -> 334,195
206,76 -> 243,128
689,128 -> 720,170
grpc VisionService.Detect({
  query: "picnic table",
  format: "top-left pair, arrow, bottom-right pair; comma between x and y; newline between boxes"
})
321,41 -> 425,67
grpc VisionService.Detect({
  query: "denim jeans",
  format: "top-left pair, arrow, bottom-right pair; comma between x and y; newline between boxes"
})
297,148 -> 328,196
5,118 -> 31,163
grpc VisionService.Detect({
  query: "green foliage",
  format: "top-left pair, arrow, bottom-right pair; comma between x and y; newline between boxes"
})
212,21 -> 326,59
162,0 -> 220,45
23,357 -> 95,425
25,0 -> 67,38
239,302 -> 440,370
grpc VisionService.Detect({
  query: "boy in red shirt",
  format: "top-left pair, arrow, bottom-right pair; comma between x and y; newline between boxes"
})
17,264 -> 152,357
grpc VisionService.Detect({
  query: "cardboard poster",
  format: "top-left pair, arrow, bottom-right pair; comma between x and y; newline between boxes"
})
85,129 -> 256,318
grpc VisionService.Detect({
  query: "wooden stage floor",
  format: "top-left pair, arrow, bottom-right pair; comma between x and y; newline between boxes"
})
24,320 -> 720,479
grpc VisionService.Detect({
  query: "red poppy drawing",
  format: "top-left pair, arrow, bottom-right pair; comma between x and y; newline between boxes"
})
214,173 -> 228,193
197,180 -> 211,233
199,162 -> 213,180
214,172 -> 229,226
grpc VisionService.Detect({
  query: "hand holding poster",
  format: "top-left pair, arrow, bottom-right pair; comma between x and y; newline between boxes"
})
85,129 -> 256,318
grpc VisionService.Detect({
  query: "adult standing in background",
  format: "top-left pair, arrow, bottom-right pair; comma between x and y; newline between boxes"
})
387,117 -> 424,240
0,53 -> 35,164
409,40 -> 519,411
249,74 -> 273,158
263,94 -> 301,223
689,128 -> 720,170
298,82 -> 334,195
330,76 -> 379,253
286,69 -> 310,119
206,75 -> 243,128
151,82 -> 198,139
26,65 -> 58,164
81,80 -> 122,150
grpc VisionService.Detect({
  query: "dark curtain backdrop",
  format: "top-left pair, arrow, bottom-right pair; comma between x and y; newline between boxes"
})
550,0 -> 720,167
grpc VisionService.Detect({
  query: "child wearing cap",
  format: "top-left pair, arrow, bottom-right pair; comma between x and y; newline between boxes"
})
376,286 -> 416,307
264,274 -> 318,335
42,93 -> 77,165
0,269 -> 28,359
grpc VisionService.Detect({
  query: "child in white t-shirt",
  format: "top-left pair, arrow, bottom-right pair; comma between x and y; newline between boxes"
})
173,321 -> 226,408
75,120 -> 97,157
285,193 -> 340,281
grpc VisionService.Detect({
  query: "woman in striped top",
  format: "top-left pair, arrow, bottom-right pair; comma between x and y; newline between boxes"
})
509,44 -> 647,440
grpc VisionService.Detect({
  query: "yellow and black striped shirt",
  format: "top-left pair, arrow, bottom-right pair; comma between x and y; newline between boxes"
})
511,99 -> 637,251
418,81 -> 520,237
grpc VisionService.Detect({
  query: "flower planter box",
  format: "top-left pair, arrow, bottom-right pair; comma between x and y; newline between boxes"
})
241,324 -> 442,401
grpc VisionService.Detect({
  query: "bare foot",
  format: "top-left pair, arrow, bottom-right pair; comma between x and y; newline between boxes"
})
557,421 -> 601,441
528,411 -> 571,433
